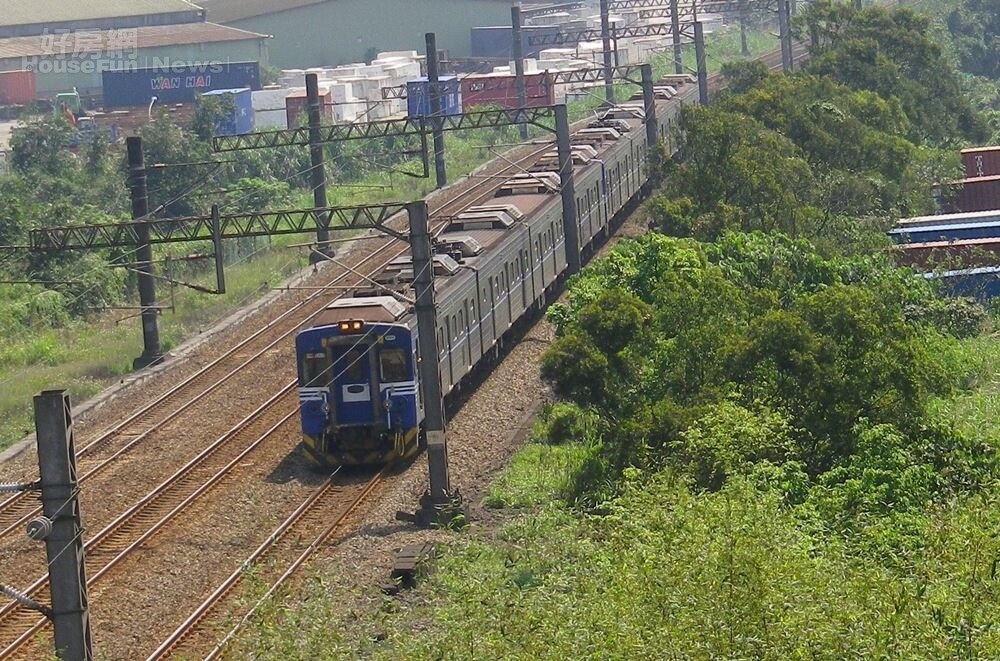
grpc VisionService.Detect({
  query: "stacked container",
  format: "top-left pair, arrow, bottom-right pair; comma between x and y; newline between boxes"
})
252,86 -> 291,129
957,175 -> 1000,213
406,76 -> 461,119
0,70 -> 36,105
285,86 -> 334,127
199,88 -> 254,137
962,146 -> 1000,179
460,72 -> 554,110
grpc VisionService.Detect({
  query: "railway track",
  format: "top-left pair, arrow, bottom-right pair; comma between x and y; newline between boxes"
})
1,45 -> 791,658
147,471 -> 386,660
0,140 -> 558,659
0,139 -> 556,548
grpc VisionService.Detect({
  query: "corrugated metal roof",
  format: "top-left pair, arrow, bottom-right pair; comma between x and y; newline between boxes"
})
199,0 -> 511,23
199,0 -> 330,23
0,22 -> 268,60
4,0 -> 206,27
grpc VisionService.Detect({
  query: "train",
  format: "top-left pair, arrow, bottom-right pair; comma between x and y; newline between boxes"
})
295,77 -> 698,466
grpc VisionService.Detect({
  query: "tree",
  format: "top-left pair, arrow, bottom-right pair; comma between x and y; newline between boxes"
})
798,2 -> 989,144
947,0 -> 1000,79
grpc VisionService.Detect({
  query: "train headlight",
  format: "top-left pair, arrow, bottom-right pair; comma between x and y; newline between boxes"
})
338,320 -> 365,333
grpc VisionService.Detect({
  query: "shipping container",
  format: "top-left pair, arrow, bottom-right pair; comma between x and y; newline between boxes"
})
406,76 -> 461,119
894,237 -> 1000,270
962,146 -> 1000,179
470,25 -> 562,58
102,62 -> 261,109
924,266 -> 1000,301
0,70 -> 36,106
460,72 -> 554,110
285,87 -> 334,128
199,88 -> 254,137
958,175 -> 1000,213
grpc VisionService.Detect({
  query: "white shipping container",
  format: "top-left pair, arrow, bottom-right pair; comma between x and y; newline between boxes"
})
377,50 -> 419,61
252,87 -> 291,129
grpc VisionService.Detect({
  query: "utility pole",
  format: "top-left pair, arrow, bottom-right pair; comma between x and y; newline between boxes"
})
510,5 -> 529,140
670,0 -> 683,74
33,391 -> 93,661
306,73 -> 332,259
640,64 -> 658,148
126,137 -> 162,370
739,0 -> 750,56
694,22 -> 709,106
405,201 -> 463,527
425,32 -> 447,188
211,204 -> 226,295
778,0 -> 792,72
555,105 -> 580,274
599,0 -> 615,103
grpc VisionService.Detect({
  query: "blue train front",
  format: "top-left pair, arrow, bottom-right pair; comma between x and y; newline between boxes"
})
295,297 -> 422,466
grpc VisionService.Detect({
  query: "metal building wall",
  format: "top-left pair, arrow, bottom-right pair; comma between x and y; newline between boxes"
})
0,40 -> 269,98
226,0 -> 511,68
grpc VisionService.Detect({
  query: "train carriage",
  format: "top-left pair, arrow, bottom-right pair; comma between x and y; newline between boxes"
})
295,78 -> 699,466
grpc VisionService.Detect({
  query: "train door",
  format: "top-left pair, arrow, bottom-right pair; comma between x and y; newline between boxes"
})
502,266 -> 512,327
329,342 -> 376,426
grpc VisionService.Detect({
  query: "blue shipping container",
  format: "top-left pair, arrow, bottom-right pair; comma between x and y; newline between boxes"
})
889,220 -> 1000,243
406,76 -> 462,119
470,25 -> 562,58
199,88 -> 254,137
102,62 -> 261,109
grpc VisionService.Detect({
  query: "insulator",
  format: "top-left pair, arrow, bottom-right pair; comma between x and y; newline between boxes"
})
0,584 -> 51,617
0,481 -> 38,493
26,516 -> 53,541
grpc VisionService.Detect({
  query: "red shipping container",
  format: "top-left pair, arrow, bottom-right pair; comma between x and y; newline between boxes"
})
460,72 -> 554,110
896,237 -> 1000,269
958,175 -> 1000,213
285,88 -> 333,128
0,70 -> 36,106
962,146 -> 1000,178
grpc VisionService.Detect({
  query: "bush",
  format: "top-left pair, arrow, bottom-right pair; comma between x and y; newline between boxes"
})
538,402 -> 599,445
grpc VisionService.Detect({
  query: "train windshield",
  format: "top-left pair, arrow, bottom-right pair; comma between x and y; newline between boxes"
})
378,348 -> 409,382
301,352 -> 331,387
339,348 -> 367,382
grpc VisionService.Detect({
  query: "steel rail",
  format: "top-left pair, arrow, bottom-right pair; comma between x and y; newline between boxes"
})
0,140 -> 555,546
0,389 -> 301,656
147,471 -> 386,660
0,138 -> 559,657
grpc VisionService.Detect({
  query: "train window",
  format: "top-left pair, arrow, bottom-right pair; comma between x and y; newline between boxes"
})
341,349 -> 366,382
378,348 -> 408,382
301,352 -> 330,387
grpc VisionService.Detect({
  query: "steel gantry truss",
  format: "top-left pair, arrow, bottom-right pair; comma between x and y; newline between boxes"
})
212,107 -> 557,153
527,21 -> 704,47
28,204 -> 411,251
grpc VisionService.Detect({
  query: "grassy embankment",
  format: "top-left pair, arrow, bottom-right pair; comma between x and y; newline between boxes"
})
0,23 -> 777,453
226,2 -> 1000,657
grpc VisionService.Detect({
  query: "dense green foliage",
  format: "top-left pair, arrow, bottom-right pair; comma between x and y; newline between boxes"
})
945,0 -> 999,78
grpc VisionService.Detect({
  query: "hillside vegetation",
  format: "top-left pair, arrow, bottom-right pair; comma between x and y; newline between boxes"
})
229,1 -> 1000,658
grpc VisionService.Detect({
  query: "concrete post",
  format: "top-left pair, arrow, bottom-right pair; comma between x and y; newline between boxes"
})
694,22 -> 709,106
126,137 -> 162,370
599,0 -> 615,103
778,0 -> 793,72
671,0 -> 683,74
640,64 -> 658,148
555,105 -> 580,274
306,74 -> 332,258
425,33 -> 448,188
511,6 -> 529,140
34,391 -> 93,661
